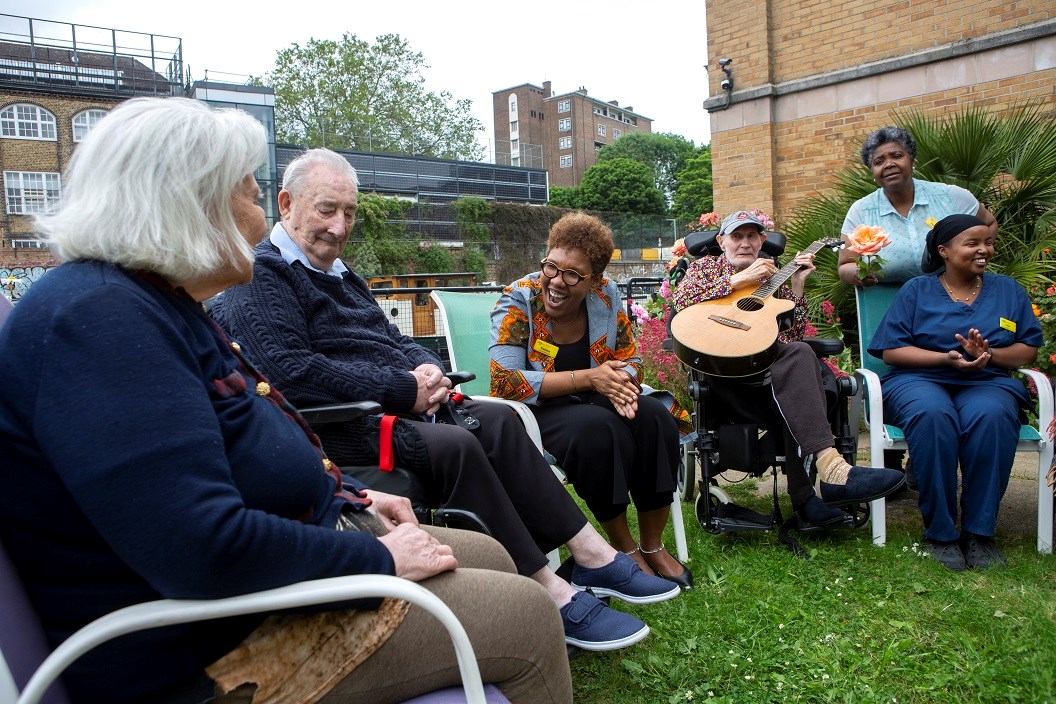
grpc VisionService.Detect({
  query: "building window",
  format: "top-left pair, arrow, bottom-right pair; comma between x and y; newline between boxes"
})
559,155 -> 572,168
557,100 -> 570,113
11,238 -> 45,249
559,136 -> 571,149
0,104 -> 57,141
598,124 -> 606,136
508,94 -> 518,116
558,118 -> 571,131
613,128 -> 621,139
3,171 -> 62,214
72,109 -> 108,142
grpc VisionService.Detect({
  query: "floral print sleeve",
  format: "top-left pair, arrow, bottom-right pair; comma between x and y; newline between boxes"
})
489,280 -> 545,403
610,309 -> 643,381
671,256 -> 734,312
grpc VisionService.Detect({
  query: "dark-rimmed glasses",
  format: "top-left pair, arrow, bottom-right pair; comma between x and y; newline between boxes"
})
540,259 -> 591,286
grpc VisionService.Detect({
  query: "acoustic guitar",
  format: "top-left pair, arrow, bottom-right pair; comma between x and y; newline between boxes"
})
670,238 -> 842,377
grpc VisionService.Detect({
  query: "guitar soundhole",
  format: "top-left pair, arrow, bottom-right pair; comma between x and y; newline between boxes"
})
736,297 -> 764,312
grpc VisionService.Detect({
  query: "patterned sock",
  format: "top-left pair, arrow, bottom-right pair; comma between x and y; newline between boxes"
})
815,447 -> 851,484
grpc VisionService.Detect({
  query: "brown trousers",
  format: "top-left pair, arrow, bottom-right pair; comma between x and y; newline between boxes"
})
319,526 -> 573,704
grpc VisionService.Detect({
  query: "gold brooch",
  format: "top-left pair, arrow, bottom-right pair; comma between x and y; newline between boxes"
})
255,382 -> 271,397
231,342 -> 241,352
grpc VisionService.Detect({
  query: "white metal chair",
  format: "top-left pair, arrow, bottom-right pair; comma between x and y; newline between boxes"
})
431,290 -> 690,565
849,282 -> 1054,553
0,539 -> 504,704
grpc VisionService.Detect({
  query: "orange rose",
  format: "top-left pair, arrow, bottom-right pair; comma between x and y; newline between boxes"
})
671,238 -> 687,258
845,224 -> 892,257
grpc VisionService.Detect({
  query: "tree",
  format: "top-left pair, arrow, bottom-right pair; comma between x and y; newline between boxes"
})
547,185 -> 582,209
450,197 -> 492,278
263,33 -> 484,160
577,158 -> 666,215
347,193 -> 416,274
671,147 -> 714,221
597,132 -> 699,204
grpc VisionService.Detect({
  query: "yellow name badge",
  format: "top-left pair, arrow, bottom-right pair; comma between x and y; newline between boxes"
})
533,338 -> 559,358
999,317 -> 1016,333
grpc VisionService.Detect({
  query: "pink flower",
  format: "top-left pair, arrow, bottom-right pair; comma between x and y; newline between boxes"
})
630,303 -> 650,324
698,212 -> 721,229
671,238 -> 687,258
821,300 -> 836,321
659,279 -> 671,298
845,224 -> 892,257
1047,286 -> 1056,296
804,322 -> 819,338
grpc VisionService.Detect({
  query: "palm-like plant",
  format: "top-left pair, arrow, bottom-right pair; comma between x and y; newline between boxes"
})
785,104 -> 1056,358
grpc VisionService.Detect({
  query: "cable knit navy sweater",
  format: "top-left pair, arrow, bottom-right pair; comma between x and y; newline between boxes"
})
0,261 -> 394,702
213,240 -> 442,413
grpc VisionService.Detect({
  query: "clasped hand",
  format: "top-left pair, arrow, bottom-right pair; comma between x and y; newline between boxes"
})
411,363 -> 451,416
591,360 -> 642,419
948,328 -> 991,372
366,489 -> 458,581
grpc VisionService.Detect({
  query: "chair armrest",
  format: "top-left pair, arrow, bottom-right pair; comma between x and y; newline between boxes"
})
18,576 -> 487,704
853,367 -> 884,428
1018,368 -> 1054,439
470,396 -> 544,454
447,371 -> 476,388
299,401 -> 383,425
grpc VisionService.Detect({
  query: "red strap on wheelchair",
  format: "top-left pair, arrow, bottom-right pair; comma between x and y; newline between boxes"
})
378,414 -> 398,472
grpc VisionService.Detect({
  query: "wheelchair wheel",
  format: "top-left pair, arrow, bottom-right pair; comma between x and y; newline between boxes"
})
678,444 -> 697,502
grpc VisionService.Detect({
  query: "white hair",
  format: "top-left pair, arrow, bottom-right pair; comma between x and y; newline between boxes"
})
36,97 -> 268,282
282,148 -> 359,197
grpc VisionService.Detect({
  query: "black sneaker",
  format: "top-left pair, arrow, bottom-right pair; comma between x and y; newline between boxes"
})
925,539 -> 967,572
961,533 -> 1006,569
794,495 -> 845,526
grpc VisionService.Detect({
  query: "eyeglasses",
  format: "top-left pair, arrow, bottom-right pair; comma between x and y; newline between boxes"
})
540,259 -> 591,286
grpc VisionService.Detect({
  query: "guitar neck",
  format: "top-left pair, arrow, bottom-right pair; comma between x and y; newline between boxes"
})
754,240 -> 831,299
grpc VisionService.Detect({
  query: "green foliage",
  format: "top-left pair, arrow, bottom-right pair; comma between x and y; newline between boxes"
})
460,246 -> 488,279
263,33 -> 484,160
490,202 -> 569,283
598,132 -> 700,204
578,158 -> 667,215
449,197 -> 492,247
1029,274 -> 1056,381
672,148 -> 714,221
785,104 -> 1056,363
348,193 -> 416,274
347,240 -> 381,277
547,185 -> 583,209
413,241 -> 455,274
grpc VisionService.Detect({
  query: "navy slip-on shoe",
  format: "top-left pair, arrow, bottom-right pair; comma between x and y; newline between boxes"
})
818,465 -> 906,507
560,592 -> 650,651
570,552 -> 681,604
795,494 -> 846,526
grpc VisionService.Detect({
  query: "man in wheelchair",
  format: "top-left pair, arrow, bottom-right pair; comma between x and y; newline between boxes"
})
670,210 -> 905,528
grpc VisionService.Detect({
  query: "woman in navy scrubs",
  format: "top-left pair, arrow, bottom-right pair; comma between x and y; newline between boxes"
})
868,214 -> 1042,571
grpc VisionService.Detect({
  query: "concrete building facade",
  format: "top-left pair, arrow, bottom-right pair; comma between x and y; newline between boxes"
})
703,1 -> 1056,225
493,81 -> 653,188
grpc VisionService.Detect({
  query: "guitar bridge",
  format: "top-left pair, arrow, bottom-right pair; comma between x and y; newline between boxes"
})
708,314 -> 750,331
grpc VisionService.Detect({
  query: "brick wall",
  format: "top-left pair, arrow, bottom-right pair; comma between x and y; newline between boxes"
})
0,90 -> 121,243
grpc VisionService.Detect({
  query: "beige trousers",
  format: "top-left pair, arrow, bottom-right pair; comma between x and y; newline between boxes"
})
319,526 -> 573,704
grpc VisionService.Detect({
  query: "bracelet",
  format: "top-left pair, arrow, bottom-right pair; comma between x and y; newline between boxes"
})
570,370 -> 576,391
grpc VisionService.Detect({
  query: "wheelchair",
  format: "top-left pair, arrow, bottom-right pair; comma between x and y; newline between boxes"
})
299,370 -> 493,536
668,229 -> 868,556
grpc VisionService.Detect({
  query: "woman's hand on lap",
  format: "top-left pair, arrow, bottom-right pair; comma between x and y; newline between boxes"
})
378,523 -> 457,581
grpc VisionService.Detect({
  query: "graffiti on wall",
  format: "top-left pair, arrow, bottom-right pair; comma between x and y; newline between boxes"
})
1,265 -> 56,301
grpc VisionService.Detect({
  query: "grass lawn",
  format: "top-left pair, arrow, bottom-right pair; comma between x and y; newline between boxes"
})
567,480 -> 1056,704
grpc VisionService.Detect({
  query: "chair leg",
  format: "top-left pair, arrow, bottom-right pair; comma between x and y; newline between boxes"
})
869,497 -> 886,546
670,492 -> 689,563
1038,448 -> 1054,555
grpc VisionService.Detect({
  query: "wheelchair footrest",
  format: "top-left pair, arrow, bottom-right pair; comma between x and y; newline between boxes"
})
785,513 -> 857,533
711,502 -> 775,532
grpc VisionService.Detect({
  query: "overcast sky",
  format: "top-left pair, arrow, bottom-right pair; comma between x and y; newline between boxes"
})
2,0 -> 713,158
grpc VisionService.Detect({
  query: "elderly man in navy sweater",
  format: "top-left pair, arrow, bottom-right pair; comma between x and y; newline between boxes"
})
214,148 -> 684,652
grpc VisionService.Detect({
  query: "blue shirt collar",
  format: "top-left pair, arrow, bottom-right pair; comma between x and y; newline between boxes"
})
269,222 -> 348,278
877,178 -> 930,217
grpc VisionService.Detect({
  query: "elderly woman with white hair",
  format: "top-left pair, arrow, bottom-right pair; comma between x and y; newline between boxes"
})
0,98 -> 573,704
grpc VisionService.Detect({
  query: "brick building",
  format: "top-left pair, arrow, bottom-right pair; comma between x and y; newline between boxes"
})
493,81 -> 652,188
0,14 -> 182,255
703,2 -> 1056,223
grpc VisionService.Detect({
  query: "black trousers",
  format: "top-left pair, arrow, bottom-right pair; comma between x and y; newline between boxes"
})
401,399 -> 587,576
528,393 -> 679,523
707,341 -> 836,506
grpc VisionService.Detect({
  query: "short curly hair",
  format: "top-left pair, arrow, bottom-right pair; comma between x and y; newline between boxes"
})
546,212 -> 614,277
860,126 -> 917,167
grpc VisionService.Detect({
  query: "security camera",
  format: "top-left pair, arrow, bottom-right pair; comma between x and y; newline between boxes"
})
720,78 -> 732,91
718,58 -> 733,68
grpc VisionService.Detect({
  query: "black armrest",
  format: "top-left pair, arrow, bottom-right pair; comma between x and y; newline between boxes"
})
299,401 -> 383,425
446,371 -> 476,387
803,337 -> 844,357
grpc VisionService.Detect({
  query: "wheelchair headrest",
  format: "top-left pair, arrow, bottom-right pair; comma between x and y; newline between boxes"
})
685,229 -> 787,259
